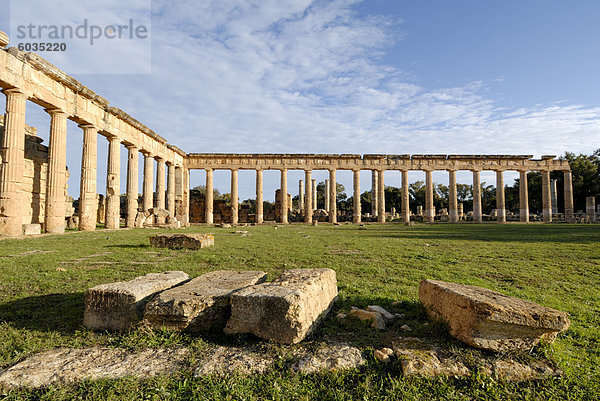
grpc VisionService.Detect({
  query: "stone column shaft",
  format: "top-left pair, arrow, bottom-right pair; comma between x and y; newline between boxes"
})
304,171 -> 312,223
231,169 -> 239,225
329,170 -> 336,223
519,171 -> 529,223
79,125 -> 98,231
401,170 -> 410,223
45,109 -> 68,233
551,179 -> 558,215
311,179 -> 317,210
564,171 -> 574,223
325,179 -> 330,212
496,171 -> 506,223
377,170 -> 385,223
299,179 -> 304,210
142,153 -> 154,211
353,170 -> 361,224
166,163 -> 175,217
448,170 -> 458,223
280,169 -> 288,224
472,171 -> 482,223
205,169 -> 214,224
175,166 -> 183,220
0,89 -> 27,236
182,167 -> 190,226
156,159 -> 166,210
425,170 -> 434,223
125,145 -> 139,228
105,136 -> 121,229
371,170 -> 378,217
541,170 -> 552,223
256,169 -> 263,224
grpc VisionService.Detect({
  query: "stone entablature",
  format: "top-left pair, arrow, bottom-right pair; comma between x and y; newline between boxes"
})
0,48 -> 185,163
186,153 -> 570,172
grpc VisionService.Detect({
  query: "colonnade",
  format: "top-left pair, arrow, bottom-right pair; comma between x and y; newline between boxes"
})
197,165 -> 574,225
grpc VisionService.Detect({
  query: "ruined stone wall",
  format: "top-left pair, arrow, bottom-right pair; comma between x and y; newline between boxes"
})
0,115 -> 69,226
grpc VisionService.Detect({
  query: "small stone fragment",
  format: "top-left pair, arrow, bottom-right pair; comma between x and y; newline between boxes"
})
374,348 -> 393,363
143,270 -> 267,332
149,233 -> 214,250
336,312 -> 347,320
366,305 -> 395,321
83,271 -> 190,331
400,324 -> 412,331
225,268 -> 338,344
348,309 -> 386,330
419,279 -> 571,352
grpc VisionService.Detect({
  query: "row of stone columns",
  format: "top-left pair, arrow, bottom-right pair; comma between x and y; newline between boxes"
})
0,88 -> 187,235
201,167 -> 575,225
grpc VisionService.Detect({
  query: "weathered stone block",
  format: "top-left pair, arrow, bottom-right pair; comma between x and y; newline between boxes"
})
149,233 -> 214,249
83,271 -> 190,332
22,224 -> 41,235
224,268 -> 338,344
144,270 -> 267,332
419,279 -> 570,352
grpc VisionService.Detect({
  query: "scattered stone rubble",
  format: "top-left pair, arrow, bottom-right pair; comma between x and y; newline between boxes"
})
149,233 -> 214,250
143,270 -> 267,332
419,279 -> 570,352
224,268 -> 338,344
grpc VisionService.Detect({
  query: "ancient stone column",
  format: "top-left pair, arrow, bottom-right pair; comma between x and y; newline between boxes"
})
304,170 -> 312,224
496,170 -> 506,223
299,179 -> 304,210
280,169 -> 288,224
401,170 -> 410,223
541,170 -> 552,223
371,170 -> 379,218
329,170 -> 336,223
45,108 -> 68,234
256,169 -> 263,224
353,169 -> 361,224
325,179 -> 330,212
311,179 -> 317,210
175,166 -> 183,220
205,168 -> 214,224
377,170 -> 385,223
472,170 -> 482,223
425,170 -> 434,223
563,170 -> 574,223
231,169 -> 239,225
104,136 -> 121,230
0,89 -> 27,236
519,170 -> 529,223
166,163 -> 175,218
156,158 -> 166,213
125,144 -> 139,228
142,153 -> 154,212
182,167 -> 190,226
586,197 -> 596,222
551,179 -> 558,215
448,170 -> 458,223
79,125 -> 98,231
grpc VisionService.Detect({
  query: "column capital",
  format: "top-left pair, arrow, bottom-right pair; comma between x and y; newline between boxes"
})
446,169 -> 457,173
106,134 -> 121,143
141,149 -> 153,157
124,143 -> 139,150
2,87 -> 26,97
78,123 -> 97,131
154,156 -> 165,162
470,168 -> 482,173
205,167 -> 214,172
166,160 -> 174,166
230,168 -> 239,172
45,108 -> 67,117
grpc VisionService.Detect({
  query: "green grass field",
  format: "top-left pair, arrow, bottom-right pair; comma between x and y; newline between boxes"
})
0,223 -> 599,400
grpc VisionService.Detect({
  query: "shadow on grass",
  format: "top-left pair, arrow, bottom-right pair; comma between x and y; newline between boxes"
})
0,292 -> 84,334
357,223 -> 600,243
106,244 -> 150,249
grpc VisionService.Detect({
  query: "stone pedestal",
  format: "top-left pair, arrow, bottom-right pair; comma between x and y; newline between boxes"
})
105,136 -> 121,230
353,169 -> 361,223
125,145 -> 138,228
45,109 -> 68,233
0,89 -> 27,236
79,125 -> 98,231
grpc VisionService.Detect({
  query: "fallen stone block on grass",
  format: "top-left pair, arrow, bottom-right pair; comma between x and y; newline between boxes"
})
419,279 -> 570,352
224,268 -> 338,344
149,233 -> 214,250
0,347 -> 189,389
22,224 -> 41,235
83,271 -> 190,331
291,343 -> 365,374
393,337 -> 470,378
194,346 -> 276,376
144,270 -> 267,332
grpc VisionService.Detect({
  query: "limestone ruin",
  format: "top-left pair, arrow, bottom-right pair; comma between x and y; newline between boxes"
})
0,32 -> 583,236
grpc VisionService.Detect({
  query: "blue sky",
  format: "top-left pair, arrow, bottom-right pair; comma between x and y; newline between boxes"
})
2,0 -> 600,201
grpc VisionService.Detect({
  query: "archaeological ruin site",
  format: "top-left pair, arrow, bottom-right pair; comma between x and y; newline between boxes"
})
0,32 -> 587,237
